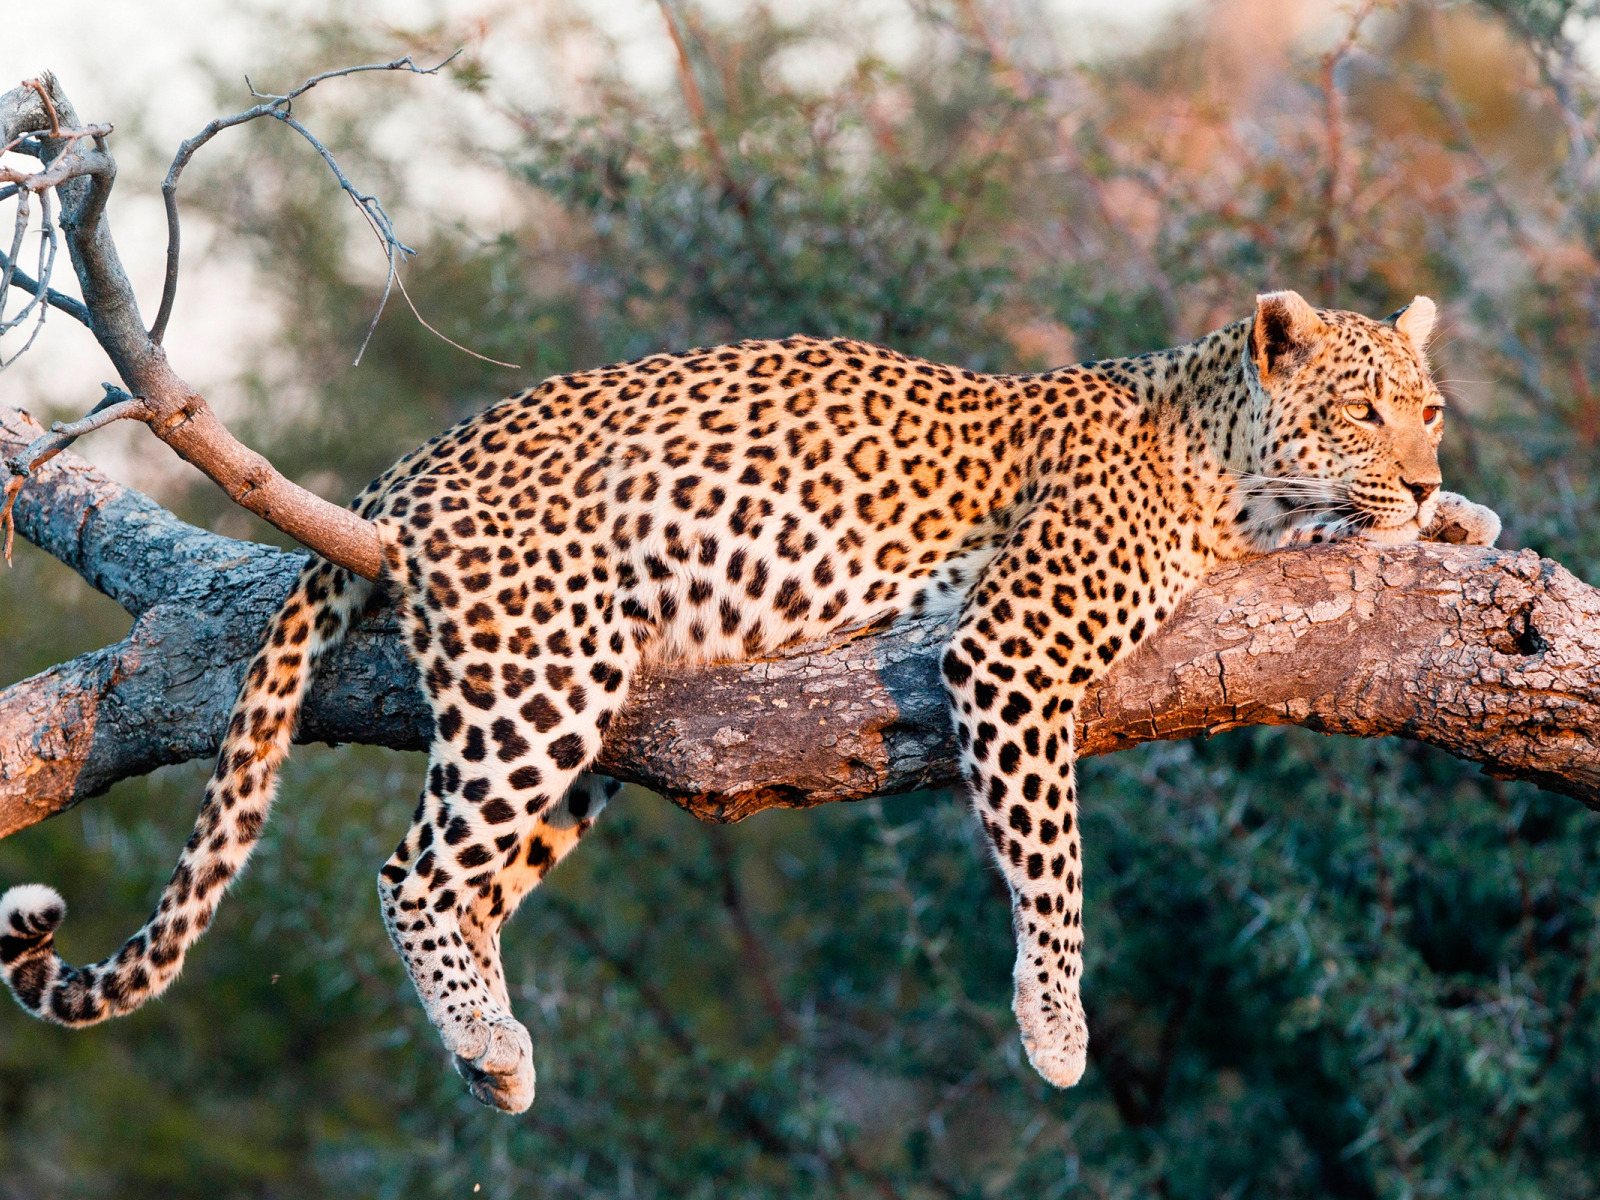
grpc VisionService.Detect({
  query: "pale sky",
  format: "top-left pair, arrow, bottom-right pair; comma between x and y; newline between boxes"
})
0,0 -> 1194,496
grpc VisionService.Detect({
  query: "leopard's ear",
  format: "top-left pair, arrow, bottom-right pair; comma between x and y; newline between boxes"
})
1250,290 -> 1327,380
1389,295 -> 1437,356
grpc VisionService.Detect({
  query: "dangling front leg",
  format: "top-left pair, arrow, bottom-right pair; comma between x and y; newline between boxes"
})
947,657 -> 1091,1081
940,507 -> 1100,1087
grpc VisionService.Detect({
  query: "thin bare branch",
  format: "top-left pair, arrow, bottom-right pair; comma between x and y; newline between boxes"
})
1317,1 -> 1382,305
0,187 -> 27,331
0,190 -> 59,365
0,384 -> 146,563
0,249 -> 90,325
657,0 -> 748,215
392,269 -> 520,369
270,110 -> 417,364
0,190 -> 46,334
149,52 -> 460,348
708,826 -> 796,1034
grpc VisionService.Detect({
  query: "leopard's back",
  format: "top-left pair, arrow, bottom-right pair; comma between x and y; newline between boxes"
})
363,335 -> 1059,668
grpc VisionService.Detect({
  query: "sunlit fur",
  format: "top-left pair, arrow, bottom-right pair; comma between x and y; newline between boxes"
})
1,290 -> 1499,1114
1228,292 -> 1495,549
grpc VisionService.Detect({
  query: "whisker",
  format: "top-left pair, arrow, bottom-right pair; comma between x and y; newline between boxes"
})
1238,481 -> 1349,502
1269,505 -> 1353,525
1227,481 -> 1338,496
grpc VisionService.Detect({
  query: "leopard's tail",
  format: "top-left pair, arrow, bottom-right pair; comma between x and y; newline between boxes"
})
1,557 -> 374,1026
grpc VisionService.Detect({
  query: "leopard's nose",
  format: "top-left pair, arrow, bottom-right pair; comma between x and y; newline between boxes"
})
1402,478 -> 1440,504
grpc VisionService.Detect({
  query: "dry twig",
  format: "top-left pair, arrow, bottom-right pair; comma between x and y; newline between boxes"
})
148,53 -> 502,366
0,79 -> 111,360
656,0 -> 747,214
1317,1 -> 1383,305
0,384 -> 146,563
0,63 -> 506,580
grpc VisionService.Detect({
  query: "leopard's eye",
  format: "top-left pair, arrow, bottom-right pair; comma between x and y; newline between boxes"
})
1422,405 -> 1444,425
1344,403 -> 1380,424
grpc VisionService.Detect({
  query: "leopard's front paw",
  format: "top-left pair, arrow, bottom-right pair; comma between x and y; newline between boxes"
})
452,1013 -> 536,1113
1423,490 -> 1501,547
1013,963 -> 1089,1089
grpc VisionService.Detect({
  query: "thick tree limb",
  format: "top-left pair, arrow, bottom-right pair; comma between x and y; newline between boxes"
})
3,403 -> 1597,840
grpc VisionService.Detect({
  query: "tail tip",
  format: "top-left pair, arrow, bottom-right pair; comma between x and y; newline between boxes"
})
1,884 -> 66,939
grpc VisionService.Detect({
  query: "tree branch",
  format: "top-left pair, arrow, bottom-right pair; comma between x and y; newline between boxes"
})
0,72 -> 423,581
150,53 -> 459,352
0,246 -> 91,327
3,402 -> 1596,840
1,384 -> 147,562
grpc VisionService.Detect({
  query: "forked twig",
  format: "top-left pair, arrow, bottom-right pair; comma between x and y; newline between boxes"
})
271,109 -> 425,367
0,82 -> 116,353
0,187 -> 27,327
147,51 -> 516,370
1,384 -> 147,564
0,189 -> 59,363
150,57 -> 453,345
0,247 -> 88,325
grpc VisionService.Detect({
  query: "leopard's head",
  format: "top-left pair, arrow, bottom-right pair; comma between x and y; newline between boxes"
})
1245,289 -> 1445,542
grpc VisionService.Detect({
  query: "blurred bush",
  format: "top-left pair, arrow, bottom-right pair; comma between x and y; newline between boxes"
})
2,0 -> 1598,1196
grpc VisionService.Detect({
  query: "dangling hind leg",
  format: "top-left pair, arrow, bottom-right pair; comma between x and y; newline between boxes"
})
378,759 -> 540,1112
456,773 -> 621,1013
379,658 -> 633,1112
380,762 -> 622,1112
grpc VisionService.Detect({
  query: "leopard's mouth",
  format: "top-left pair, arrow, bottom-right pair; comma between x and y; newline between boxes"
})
1354,507 -> 1414,531
1344,485 -> 1428,530
1358,496 -> 1434,530
1315,500 -> 1368,529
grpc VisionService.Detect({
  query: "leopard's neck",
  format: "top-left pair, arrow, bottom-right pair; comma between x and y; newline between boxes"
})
1072,321 -> 1273,555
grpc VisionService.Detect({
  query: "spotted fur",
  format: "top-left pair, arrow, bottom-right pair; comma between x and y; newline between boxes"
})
1,290 -> 1498,1111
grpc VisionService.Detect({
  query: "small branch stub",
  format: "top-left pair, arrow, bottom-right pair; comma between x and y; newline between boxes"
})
1,385 -> 147,563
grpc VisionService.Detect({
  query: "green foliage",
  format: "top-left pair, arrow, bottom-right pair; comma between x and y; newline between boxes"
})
3,1 -> 1599,1196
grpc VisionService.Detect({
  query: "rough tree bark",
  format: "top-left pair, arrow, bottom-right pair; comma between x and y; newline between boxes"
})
4,402 -> 1597,841
3,74 -> 1598,846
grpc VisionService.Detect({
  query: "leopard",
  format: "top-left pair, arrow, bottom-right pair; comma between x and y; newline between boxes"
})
1,289 -> 1500,1113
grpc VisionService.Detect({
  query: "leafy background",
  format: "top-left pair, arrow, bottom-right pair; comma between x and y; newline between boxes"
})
1,0 -> 1598,1195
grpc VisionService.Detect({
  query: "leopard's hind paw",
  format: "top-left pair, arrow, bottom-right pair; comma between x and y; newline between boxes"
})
453,1014 -> 536,1113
